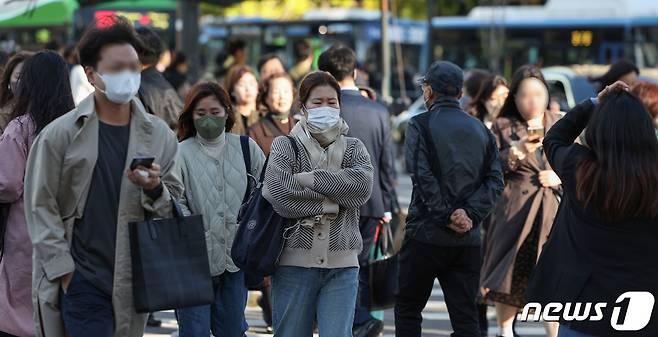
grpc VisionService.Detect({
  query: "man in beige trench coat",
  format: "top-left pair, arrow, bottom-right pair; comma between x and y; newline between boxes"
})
23,18 -> 183,337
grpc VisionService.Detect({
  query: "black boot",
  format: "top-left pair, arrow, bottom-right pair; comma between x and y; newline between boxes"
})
147,313 -> 162,327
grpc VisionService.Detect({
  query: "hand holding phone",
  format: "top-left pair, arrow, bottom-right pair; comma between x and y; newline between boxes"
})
130,156 -> 155,171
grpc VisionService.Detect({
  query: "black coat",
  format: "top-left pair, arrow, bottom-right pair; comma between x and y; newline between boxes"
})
404,97 -> 504,247
525,99 -> 658,336
340,89 -> 396,218
138,67 -> 183,130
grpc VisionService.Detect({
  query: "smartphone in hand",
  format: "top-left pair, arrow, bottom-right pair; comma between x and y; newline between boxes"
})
130,156 -> 155,171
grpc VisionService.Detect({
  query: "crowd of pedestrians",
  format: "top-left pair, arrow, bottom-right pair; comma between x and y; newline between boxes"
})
0,15 -> 656,337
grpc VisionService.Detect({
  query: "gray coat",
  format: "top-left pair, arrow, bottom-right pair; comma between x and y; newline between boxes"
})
24,95 -> 183,337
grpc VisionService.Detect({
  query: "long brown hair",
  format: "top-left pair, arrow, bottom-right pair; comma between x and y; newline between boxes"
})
575,91 -> 658,221
298,71 -> 342,107
0,51 -> 33,107
177,81 -> 235,141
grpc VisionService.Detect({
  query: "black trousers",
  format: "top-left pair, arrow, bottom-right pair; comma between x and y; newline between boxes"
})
395,239 -> 482,337
354,216 -> 381,326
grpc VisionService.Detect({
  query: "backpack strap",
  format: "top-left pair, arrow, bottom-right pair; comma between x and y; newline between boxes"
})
240,135 -> 252,176
240,135 -> 253,204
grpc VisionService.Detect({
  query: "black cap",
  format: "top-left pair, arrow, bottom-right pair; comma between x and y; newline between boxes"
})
419,61 -> 464,96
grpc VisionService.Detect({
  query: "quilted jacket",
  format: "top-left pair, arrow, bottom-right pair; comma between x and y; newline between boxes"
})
178,133 -> 265,276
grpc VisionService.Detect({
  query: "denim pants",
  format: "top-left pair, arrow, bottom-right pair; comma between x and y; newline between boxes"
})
176,270 -> 248,337
558,325 -> 598,337
60,271 -> 114,337
272,266 -> 359,337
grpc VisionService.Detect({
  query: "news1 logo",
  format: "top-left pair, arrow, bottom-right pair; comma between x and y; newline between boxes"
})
520,292 -> 655,331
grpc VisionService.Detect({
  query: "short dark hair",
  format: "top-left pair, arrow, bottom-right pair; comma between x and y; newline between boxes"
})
178,81 -> 235,141
77,16 -> 145,69
589,59 -> 639,92
227,39 -> 246,56
317,45 -> 356,82
464,69 -> 492,98
258,54 -> 284,73
293,39 -> 312,61
298,71 -> 342,107
136,27 -> 164,66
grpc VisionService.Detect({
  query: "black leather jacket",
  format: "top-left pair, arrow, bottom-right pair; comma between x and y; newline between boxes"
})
404,97 -> 504,246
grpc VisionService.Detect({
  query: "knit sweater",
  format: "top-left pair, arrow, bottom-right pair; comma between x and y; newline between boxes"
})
262,134 -> 374,269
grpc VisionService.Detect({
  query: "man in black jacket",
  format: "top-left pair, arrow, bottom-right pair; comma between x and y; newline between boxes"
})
136,27 -> 183,130
318,46 -> 397,337
396,61 -> 504,337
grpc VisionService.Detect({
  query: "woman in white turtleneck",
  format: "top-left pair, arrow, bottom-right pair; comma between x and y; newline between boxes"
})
175,82 -> 265,337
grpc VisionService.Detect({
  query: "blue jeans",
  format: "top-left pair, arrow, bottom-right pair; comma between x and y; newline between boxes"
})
60,271 -> 114,337
558,325 -> 598,337
176,270 -> 248,337
272,266 -> 359,337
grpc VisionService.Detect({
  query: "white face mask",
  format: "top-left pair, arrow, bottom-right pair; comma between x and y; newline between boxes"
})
96,70 -> 141,104
305,106 -> 341,131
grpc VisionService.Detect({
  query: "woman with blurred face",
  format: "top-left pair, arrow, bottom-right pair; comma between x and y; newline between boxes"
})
225,65 -> 259,135
481,65 -> 563,337
248,72 -> 296,156
262,71 -> 374,337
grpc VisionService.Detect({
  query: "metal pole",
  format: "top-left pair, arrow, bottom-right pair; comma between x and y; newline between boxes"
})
426,0 -> 434,70
180,0 -> 201,83
381,0 -> 391,103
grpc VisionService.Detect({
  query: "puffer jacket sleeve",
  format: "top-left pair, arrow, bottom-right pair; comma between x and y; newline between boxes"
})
295,139 -> 374,209
263,136 -> 339,219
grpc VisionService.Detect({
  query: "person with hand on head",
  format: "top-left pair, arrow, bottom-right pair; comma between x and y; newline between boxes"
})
397,61 -> 504,337
225,65 -> 260,135
526,81 -> 658,337
263,71 -> 374,337
175,82 -> 265,337
480,65 -> 564,337
23,17 -> 183,337
0,51 -> 74,337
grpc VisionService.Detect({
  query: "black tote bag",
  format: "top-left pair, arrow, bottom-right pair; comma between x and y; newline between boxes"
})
129,198 -> 214,313
231,136 -> 299,277
368,220 -> 399,311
